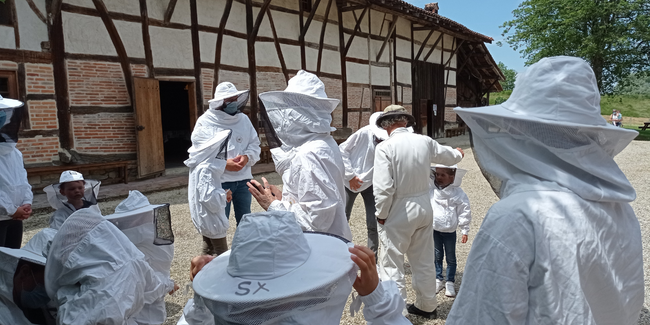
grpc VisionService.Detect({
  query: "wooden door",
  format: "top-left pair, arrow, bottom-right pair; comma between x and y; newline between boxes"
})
133,78 -> 165,178
186,82 -> 198,131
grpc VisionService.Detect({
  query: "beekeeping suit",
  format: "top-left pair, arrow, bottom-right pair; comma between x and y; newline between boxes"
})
373,105 -> 463,313
259,70 -> 352,241
447,56 -> 644,325
104,191 -> 176,325
43,171 -> 100,230
180,211 -> 410,325
45,207 -> 171,325
339,112 -> 388,193
0,95 -> 32,223
185,129 -> 232,240
428,165 -> 471,235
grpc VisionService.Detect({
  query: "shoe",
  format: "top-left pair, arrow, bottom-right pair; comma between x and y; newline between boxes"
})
445,281 -> 456,297
436,279 -> 444,293
407,304 -> 437,319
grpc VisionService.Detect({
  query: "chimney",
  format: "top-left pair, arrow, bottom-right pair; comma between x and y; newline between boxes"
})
424,2 -> 439,14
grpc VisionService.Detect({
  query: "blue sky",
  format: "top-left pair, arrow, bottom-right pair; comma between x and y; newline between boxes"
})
406,0 -> 526,72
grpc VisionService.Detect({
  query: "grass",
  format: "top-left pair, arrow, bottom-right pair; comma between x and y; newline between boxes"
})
624,125 -> 650,141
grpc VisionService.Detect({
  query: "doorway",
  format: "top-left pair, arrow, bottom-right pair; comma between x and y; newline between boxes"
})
412,61 -> 445,138
159,81 -> 193,168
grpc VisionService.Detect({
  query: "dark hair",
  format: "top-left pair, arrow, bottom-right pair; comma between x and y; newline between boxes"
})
59,180 -> 86,191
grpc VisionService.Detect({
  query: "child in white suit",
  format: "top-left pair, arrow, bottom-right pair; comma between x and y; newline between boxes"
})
429,164 -> 471,297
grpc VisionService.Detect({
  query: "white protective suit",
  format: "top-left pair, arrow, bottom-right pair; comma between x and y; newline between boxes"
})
43,179 -> 100,230
105,191 -> 176,325
193,109 -> 261,183
447,56 -> 644,324
428,166 -> 471,235
339,112 -> 388,193
45,207 -> 171,325
0,143 -> 32,221
185,128 -> 232,239
22,228 -> 58,257
261,70 -> 352,241
373,127 -> 463,312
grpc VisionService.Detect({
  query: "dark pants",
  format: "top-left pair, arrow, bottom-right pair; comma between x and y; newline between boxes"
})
222,179 -> 252,225
202,236 -> 229,256
434,230 -> 457,282
0,219 -> 23,248
345,186 -> 378,256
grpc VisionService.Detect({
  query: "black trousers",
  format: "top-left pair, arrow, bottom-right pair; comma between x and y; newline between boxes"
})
0,219 -> 23,248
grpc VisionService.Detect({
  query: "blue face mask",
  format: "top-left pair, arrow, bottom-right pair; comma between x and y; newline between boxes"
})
21,283 -> 50,309
223,102 -> 239,116
0,110 -> 6,127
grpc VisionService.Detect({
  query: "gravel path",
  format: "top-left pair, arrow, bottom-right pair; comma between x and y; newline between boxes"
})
24,141 -> 650,324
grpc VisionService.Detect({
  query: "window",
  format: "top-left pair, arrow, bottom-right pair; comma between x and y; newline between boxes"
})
0,70 -> 29,129
0,2 -> 13,27
373,87 -> 392,112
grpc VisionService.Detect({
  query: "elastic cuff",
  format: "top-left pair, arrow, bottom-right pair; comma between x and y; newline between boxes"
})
268,200 -> 286,211
461,230 -> 469,235
360,281 -> 386,305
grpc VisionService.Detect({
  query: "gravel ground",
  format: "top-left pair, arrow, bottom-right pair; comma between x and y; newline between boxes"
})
24,140 -> 650,324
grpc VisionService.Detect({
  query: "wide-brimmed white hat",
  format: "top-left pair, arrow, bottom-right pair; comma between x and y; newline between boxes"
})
454,56 -> 637,156
193,211 -> 355,323
259,70 -> 340,113
0,95 -> 23,110
208,82 -> 249,103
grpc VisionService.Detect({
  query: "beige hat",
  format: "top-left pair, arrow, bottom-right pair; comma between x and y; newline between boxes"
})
375,104 -> 415,128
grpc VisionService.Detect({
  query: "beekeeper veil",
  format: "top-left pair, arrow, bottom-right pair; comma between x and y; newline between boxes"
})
43,171 -> 100,211
455,56 -> 638,202
208,82 -> 250,115
0,95 -> 24,144
192,211 -> 357,325
45,208 -> 166,324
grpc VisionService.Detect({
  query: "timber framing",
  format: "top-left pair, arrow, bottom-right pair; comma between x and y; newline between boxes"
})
51,0 -> 73,150
267,10 -> 289,83
0,49 -> 52,64
316,0 -> 333,75
189,0 -> 203,113
70,105 -> 133,114
164,0 -> 178,25
139,0 -> 155,78
26,0 -> 47,24
213,0 -> 233,90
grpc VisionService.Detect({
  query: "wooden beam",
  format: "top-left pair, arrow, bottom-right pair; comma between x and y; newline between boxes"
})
340,4 -> 365,12
26,0 -> 48,24
17,63 -> 31,129
412,26 -> 435,31
301,0 -> 323,37
246,0 -> 259,131
344,6 -> 368,55
213,0 -> 233,92
50,1 -> 73,149
443,39 -> 465,67
267,10 -> 289,83
298,0 -> 305,69
337,1 -> 348,127
189,0 -> 203,113
139,0 -> 154,78
92,0 -> 134,103
163,0 -> 178,25
250,0 -> 273,41
375,17 -> 397,62
70,105 -> 133,114
414,28 -> 435,61
422,33 -> 443,62
316,0 -> 333,75
0,48 -> 51,64
8,0 -> 19,48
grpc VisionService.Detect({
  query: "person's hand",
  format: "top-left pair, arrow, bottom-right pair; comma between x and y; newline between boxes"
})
226,189 -> 233,203
12,205 -> 31,220
247,177 -> 278,210
169,282 -> 180,295
461,234 -> 468,244
349,176 -> 363,191
236,155 -> 249,168
377,218 -> 385,225
349,245 -> 379,296
21,204 -> 32,215
226,158 -> 244,172
190,255 -> 215,281
456,147 -> 465,158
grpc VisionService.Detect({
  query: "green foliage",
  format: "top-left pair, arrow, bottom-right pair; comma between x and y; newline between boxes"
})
489,90 -> 512,105
615,73 -> 650,95
624,125 -> 650,141
497,62 -> 517,91
501,0 -> 650,94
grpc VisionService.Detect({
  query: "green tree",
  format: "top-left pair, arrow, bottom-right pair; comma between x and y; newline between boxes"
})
497,62 -> 517,91
501,0 -> 650,93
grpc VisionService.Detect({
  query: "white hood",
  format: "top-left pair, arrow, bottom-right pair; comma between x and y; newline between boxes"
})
184,128 -> 231,169
43,179 -> 100,211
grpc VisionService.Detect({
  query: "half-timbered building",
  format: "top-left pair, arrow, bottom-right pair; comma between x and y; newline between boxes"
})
0,0 -> 503,187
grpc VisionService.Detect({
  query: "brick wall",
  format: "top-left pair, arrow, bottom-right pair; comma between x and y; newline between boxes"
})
67,60 -> 131,106
202,68 -> 214,104
0,61 -> 17,70
257,71 -> 288,94
27,100 -> 58,129
17,137 -> 60,164
131,64 -> 148,78
25,64 -> 55,94
217,70 -> 250,94
72,113 -> 136,153
445,87 -> 456,106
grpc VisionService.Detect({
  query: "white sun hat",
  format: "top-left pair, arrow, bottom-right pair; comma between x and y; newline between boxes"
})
0,94 -> 23,110
431,164 -> 467,187
58,170 -> 84,183
454,56 -> 637,157
192,210 -> 357,324
208,82 -> 250,110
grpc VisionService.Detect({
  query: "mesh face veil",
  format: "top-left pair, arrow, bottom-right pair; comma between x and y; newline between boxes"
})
0,105 -> 24,143
469,129 -> 503,198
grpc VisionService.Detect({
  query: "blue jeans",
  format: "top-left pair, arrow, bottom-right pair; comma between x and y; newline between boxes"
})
434,230 -> 457,283
222,179 -> 252,225
344,186 -> 378,258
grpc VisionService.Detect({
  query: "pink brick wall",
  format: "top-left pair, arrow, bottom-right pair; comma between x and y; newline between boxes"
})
17,137 -> 60,164
202,68 -> 214,104
0,61 -> 18,69
131,64 -> 148,78
72,113 -> 136,153
27,100 -> 58,130
257,71 -> 288,94
25,64 -> 55,94
67,60 -> 131,106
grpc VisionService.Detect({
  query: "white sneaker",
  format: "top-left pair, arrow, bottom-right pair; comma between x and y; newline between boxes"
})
436,279 -> 444,293
445,281 -> 456,297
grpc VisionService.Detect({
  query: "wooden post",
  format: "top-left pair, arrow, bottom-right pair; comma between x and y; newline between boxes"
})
316,0 -> 333,75
213,0 -> 234,92
50,1 -> 73,149
164,0 -> 178,25
298,0 -> 306,70
267,10 -> 289,83
8,0 -> 19,48
336,2 -> 348,127
139,0 -> 155,78
246,0 -> 259,130
189,0 -> 204,113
